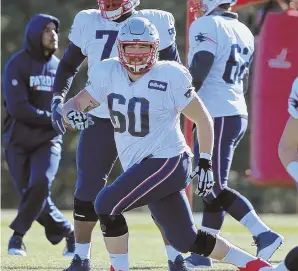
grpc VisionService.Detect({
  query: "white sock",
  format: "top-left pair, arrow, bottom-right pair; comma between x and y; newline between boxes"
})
200,226 -> 220,236
109,253 -> 129,271
223,245 -> 257,268
75,242 -> 91,260
273,261 -> 289,271
240,210 -> 271,236
165,245 -> 180,262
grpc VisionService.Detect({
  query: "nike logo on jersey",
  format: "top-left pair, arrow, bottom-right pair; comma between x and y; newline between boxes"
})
148,80 -> 168,91
195,33 -> 217,44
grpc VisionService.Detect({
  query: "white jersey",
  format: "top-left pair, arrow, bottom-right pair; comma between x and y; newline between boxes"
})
69,8 -> 176,118
288,77 -> 298,119
85,58 -> 194,171
188,13 -> 254,117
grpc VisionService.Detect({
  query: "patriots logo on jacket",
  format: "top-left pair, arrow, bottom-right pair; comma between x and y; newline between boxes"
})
195,33 -> 217,44
30,75 -> 55,92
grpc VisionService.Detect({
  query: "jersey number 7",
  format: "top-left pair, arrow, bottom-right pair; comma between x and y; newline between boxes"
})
96,30 -> 118,60
222,44 -> 253,84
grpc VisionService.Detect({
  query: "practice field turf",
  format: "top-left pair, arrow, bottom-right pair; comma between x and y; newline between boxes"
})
1,210 -> 297,270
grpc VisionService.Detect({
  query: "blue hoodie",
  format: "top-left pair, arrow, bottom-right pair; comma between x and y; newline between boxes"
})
3,14 -> 61,150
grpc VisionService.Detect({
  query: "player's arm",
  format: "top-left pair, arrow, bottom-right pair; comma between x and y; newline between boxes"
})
157,12 -> 181,63
278,116 -> 298,184
3,57 -> 52,126
159,43 -> 181,63
62,88 -> 100,116
61,88 -> 99,131
62,63 -> 108,131
51,11 -> 87,134
278,78 -> 298,184
188,18 -> 217,91
189,51 -> 214,91
182,94 -> 214,155
182,93 -> 215,196
170,66 -> 214,196
53,42 -> 86,99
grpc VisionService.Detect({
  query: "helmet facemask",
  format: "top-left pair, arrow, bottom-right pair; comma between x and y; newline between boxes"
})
97,0 -> 140,20
118,41 -> 159,75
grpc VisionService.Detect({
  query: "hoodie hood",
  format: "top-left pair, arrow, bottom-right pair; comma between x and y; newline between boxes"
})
24,14 -> 60,60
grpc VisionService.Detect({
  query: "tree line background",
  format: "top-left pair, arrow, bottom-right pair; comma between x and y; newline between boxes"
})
1,0 -> 297,213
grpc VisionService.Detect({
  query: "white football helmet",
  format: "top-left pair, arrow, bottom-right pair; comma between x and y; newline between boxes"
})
117,17 -> 160,75
189,0 -> 237,17
97,0 -> 140,20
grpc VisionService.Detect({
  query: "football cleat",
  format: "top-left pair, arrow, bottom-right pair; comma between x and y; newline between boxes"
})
8,236 -> 27,256
63,231 -> 75,257
168,255 -> 192,271
185,253 -> 213,269
63,254 -> 91,271
253,231 -> 284,260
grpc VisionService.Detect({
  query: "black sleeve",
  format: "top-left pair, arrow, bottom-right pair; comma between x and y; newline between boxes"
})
3,58 -> 52,126
189,51 -> 215,91
158,42 -> 181,63
53,42 -> 86,98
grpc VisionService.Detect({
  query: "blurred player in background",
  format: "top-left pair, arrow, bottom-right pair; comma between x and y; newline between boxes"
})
274,78 -> 298,271
50,1 -> 194,270
3,14 -> 74,257
186,0 -> 284,268
278,77 -> 298,189
62,16 -> 273,271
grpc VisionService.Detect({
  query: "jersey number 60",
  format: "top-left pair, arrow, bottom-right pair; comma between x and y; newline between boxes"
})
108,93 -> 149,137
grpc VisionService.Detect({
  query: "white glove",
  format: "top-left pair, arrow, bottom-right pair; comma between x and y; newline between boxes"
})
187,153 -> 214,197
64,110 -> 94,131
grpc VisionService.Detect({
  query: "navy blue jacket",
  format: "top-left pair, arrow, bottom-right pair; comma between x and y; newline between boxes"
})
3,14 -> 61,150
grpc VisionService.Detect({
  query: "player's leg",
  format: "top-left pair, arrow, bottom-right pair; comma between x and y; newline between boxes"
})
94,152 -> 192,271
29,140 -> 74,252
204,116 -> 283,260
5,147 -> 30,256
149,190 -> 272,271
64,117 -> 118,270
273,246 -> 298,271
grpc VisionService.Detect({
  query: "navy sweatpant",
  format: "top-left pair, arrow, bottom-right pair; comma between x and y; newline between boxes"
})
194,115 -> 247,201
194,115 -> 248,230
95,152 -> 198,253
5,140 -> 73,244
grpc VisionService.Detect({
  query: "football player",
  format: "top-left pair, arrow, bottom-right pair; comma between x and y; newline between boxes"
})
51,0 -> 189,270
62,17 -> 273,271
186,0 -> 284,268
278,77 -> 298,188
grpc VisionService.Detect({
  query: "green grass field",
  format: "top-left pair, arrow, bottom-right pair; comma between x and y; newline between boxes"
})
1,210 -> 297,270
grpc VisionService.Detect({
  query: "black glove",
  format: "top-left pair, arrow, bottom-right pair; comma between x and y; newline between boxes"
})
187,153 -> 214,197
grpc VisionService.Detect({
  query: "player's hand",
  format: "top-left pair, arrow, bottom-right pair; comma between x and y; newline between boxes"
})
187,153 -> 214,197
51,96 -> 66,135
64,110 -> 94,131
